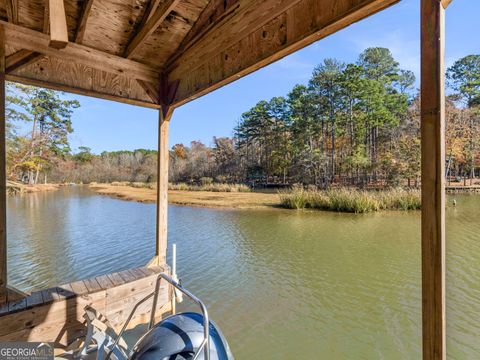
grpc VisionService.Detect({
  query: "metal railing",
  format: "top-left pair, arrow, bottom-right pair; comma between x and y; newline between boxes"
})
106,273 -> 210,360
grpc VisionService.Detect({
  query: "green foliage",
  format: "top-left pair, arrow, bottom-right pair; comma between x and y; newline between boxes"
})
447,55 -> 480,107
6,83 -> 81,183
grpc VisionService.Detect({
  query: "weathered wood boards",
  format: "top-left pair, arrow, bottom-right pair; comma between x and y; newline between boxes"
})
1,21 -> 160,83
48,0 -> 69,49
0,0 -> 400,109
167,0 -> 399,106
125,0 -> 181,59
0,267 -> 170,344
4,0 -> 18,24
421,0 -> 446,359
75,0 -> 95,44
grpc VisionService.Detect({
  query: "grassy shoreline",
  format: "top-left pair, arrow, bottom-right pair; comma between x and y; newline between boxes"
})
279,188 -> 421,213
89,183 -> 423,213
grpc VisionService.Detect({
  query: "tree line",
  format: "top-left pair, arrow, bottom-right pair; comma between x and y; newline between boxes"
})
5,48 -> 480,188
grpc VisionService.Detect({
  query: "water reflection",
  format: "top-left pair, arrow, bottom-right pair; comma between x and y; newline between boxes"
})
7,188 -> 480,359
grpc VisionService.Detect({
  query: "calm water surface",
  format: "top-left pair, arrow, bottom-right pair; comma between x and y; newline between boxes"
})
7,186 -> 480,359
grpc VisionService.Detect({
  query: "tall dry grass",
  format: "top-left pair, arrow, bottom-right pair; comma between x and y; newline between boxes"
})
279,188 -> 421,213
109,181 -> 250,193
169,182 -> 250,192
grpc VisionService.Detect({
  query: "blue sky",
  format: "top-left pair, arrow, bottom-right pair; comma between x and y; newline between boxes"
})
63,0 -> 479,154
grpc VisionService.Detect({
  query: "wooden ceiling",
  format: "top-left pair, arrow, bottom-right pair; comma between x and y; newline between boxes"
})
1,0 -> 399,110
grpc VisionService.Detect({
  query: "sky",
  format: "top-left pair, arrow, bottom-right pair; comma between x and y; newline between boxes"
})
60,0 -> 480,154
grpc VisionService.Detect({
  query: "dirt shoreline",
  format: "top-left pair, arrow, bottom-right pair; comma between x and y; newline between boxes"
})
7,182 -> 60,195
89,183 -> 280,210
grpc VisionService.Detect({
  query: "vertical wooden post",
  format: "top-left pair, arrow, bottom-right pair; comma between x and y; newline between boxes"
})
421,1 -> 446,359
0,25 -> 7,302
155,107 -> 172,265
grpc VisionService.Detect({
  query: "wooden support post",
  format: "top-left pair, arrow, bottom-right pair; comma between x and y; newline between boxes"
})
155,106 -> 172,265
421,1 -> 446,359
48,0 -> 68,49
0,26 -> 6,303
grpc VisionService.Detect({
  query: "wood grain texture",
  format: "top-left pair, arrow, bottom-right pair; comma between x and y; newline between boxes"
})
48,0 -> 68,49
75,0 -> 94,44
5,0 -> 18,24
0,25 -> 6,303
155,108 -> 171,264
0,21 -> 160,83
0,267 -> 169,345
169,0 -> 240,66
80,0 -> 149,56
125,0 -> 181,59
168,0 -> 399,106
5,49 -> 43,73
421,1 -> 446,359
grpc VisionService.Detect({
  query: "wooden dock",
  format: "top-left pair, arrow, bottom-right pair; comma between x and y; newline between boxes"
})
0,266 -> 171,346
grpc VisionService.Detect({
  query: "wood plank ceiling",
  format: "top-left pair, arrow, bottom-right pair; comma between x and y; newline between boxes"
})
1,0 -> 398,109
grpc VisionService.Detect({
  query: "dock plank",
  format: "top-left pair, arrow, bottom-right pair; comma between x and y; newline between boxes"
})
69,280 -> 89,296
95,274 -> 114,290
26,291 -> 44,308
106,272 -> 125,287
41,288 -> 58,304
83,278 -> 102,293
118,269 -> 136,283
129,268 -> 147,280
8,298 -> 27,313
56,284 -> 75,300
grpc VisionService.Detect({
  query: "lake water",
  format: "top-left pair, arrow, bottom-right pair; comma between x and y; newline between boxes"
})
7,186 -> 480,359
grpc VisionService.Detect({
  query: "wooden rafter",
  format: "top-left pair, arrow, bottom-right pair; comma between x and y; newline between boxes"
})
124,0 -> 181,59
137,79 -> 160,104
8,3 -> 52,75
135,0 -> 162,38
4,0 -> 18,24
48,0 -> 69,49
75,0 -> 95,44
0,21 -> 160,83
166,0 -> 302,71
169,0 -> 240,64
7,73 -> 161,109
5,50 -> 44,74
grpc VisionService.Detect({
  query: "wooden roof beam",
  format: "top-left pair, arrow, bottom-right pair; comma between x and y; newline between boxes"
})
135,0 -> 162,37
75,0 -> 95,44
0,21 -> 160,83
167,0 -> 399,107
7,73 -> 161,109
124,0 -> 181,59
8,3 -> 53,75
5,0 -> 18,24
48,0 -> 69,49
5,50 -> 44,73
170,0 -> 240,64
